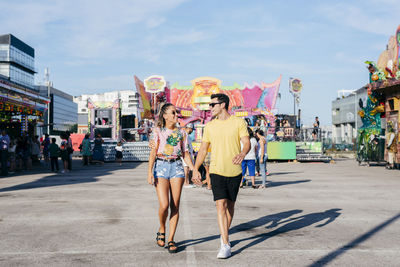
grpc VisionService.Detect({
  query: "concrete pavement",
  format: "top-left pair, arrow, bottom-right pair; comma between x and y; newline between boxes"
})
0,159 -> 399,266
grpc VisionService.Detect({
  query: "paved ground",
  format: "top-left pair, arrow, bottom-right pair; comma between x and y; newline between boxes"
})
0,159 -> 399,267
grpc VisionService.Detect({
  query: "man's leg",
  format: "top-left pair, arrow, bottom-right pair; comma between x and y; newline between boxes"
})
227,200 -> 235,229
216,199 -> 230,244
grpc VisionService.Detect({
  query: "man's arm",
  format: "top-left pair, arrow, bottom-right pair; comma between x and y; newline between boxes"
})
232,135 -> 250,165
192,141 -> 210,184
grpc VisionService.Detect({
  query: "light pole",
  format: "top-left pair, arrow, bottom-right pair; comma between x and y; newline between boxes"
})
350,91 -> 358,143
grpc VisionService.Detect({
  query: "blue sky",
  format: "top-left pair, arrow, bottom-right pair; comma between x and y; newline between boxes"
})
1,0 -> 399,125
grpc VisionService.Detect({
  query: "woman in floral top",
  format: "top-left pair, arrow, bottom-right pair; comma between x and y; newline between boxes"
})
147,103 -> 194,253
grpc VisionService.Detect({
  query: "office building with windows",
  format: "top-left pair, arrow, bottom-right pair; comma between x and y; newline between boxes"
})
36,85 -> 78,135
0,34 -> 48,137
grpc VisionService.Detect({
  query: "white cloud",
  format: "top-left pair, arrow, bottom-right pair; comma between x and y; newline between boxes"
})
317,2 -> 400,35
0,0 -> 189,59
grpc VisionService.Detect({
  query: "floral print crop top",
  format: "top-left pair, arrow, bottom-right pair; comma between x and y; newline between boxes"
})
152,127 -> 189,158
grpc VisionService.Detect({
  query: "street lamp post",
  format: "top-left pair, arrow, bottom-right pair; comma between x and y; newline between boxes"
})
350,91 -> 358,150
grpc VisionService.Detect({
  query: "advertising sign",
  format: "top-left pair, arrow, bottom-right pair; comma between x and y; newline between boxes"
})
289,78 -> 303,94
144,75 -> 166,93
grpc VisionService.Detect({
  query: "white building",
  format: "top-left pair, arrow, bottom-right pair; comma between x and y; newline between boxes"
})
331,87 -> 367,144
73,90 -> 139,134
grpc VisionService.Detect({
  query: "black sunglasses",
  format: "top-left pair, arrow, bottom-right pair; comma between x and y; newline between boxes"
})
209,102 -> 223,108
168,110 -> 180,115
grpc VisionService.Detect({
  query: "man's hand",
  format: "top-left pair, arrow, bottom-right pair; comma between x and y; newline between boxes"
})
192,170 -> 202,185
232,152 -> 246,165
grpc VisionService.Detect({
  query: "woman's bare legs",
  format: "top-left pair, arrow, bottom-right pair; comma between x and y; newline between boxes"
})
250,175 -> 255,187
155,178 -> 170,246
167,177 -> 184,251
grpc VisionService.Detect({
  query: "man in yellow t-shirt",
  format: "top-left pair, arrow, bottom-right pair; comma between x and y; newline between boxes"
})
193,93 -> 250,259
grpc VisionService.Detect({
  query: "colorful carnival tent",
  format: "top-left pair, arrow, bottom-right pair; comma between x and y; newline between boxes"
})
136,75 -> 282,128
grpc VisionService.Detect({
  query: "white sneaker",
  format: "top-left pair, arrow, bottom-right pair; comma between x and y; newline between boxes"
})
220,236 -> 231,247
217,243 -> 231,259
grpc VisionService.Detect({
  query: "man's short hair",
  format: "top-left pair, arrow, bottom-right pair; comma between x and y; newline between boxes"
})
211,93 -> 229,110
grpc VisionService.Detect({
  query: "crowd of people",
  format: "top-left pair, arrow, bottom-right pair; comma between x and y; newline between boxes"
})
0,130 -> 94,176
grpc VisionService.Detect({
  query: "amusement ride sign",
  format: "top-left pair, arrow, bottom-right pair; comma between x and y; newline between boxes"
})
289,78 -> 303,95
144,75 -> 166,93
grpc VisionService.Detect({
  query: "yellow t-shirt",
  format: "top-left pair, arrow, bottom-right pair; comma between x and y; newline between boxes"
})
202,116 -> 249,176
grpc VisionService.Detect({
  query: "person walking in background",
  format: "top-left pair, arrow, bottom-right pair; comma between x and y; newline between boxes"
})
66,131 -> 73,171
80,134 -> 92,166
202,150 -> 212,190
385,121 -> 398,169
42,134 -> 50,169
312,117 -> 320,141
15,137 -> 23,171
115,141 -> 123,166
92,134 -> 104,164
22,132 -> 32,170
147,103 -> 194,253
240,127 -> 258,188
60,136 -> 69,173
31,135 -> 41,164
192,93 -> 250,259
256,129 -> 268,188
183,123 -> 195,188
0,130 -> 10,176
49,138 -> 60,172
8,139 -> 16,174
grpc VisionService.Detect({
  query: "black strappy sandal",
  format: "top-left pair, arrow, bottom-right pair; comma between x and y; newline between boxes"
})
156,232 -> 165,247
167,241 -> 178,253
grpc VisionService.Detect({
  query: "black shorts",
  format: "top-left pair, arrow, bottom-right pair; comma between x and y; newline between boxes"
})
210,173 -> 242,202
115,151 -> 123,159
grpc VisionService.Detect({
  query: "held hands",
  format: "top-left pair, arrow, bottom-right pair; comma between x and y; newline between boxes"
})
192,170 -> 202,185
232,152 -> 246,165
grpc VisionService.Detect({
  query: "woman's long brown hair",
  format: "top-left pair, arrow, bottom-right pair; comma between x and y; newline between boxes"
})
156,103 -> 174,129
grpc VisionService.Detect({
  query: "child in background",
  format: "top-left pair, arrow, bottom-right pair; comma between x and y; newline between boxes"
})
60,138 -> 69,173
49,138 -> 60,172
115,142 -> 123,166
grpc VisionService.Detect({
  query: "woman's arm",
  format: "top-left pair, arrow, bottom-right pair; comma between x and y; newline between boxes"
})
147,141 -> 158,185
260,138 -> 265,161
183,151 -> 194,171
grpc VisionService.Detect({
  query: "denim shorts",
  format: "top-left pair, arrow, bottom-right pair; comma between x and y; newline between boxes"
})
154,159 -> 185,179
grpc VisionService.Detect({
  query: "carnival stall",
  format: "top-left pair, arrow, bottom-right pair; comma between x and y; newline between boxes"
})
168,76 -> 282,154
358,25 -> 400,167
0,76 -> 48,137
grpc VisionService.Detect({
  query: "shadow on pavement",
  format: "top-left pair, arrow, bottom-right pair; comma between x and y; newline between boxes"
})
231,209 -> 342,256
267,179 -> 311,188
269,172 -> 303,176
178,209 -> 303,250
0,161 -> 141,193
249,179 -> 311,187
309,213 -> 400,267
178,209 -> 342,256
